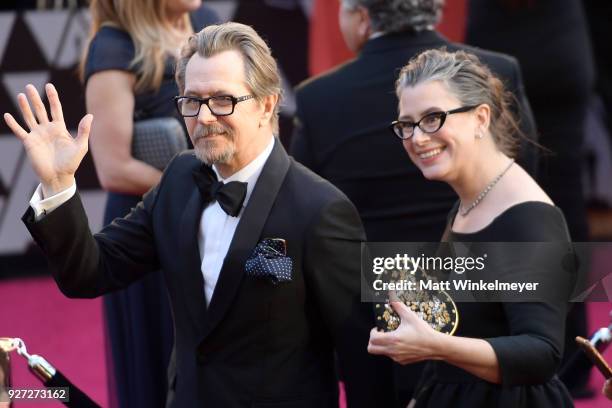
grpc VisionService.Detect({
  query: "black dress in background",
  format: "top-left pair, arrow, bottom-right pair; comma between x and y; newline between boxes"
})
466,0 -> 595,394
83,8 -> 217,408
414,202 -> 574,407
466,0 -> 594,242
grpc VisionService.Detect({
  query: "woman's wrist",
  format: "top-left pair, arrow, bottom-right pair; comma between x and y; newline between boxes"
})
427,330 -> 449,361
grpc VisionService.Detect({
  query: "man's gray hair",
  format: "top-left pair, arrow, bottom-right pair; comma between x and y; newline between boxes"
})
342,0 -> 445,33
176,22 -> 283,134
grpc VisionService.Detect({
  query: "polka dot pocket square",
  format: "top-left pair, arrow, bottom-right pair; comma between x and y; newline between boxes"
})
245,238 -> 292,285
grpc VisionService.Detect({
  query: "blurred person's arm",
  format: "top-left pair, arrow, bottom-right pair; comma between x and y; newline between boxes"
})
86,70 -> 162,195
604,378 -> 612,399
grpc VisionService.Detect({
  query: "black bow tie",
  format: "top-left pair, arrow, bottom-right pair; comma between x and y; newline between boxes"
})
192,165 -> 247,217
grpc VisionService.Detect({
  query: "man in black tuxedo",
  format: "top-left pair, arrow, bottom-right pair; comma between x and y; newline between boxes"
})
4,22 -> 393,408
291,0 -> 538,243
289,0 -> 538,404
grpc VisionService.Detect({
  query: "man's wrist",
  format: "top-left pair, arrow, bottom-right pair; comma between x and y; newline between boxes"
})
41,176 -> 75,198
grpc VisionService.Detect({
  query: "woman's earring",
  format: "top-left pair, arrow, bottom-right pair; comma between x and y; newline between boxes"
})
477,127 -> 487,139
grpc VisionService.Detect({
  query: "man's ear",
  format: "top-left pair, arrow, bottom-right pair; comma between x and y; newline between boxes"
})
357,6 -> 372,38
259,94 -> 279,127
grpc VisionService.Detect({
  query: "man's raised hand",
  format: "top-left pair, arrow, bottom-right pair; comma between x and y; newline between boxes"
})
3,83 -> 92,197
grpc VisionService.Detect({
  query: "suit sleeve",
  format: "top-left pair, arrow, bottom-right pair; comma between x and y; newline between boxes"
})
304,196 -> 395,408
289,94 -> 317,171
509,58 -> 540,178
22,185 -> 161,298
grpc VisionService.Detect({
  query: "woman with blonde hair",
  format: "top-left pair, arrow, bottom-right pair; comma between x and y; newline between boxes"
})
80,0 -> 216,406
369,49 -> 574,407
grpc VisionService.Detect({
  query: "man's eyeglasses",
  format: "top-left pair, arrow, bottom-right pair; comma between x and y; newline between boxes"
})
389,105 -> 478,140
174,95 -> 255,117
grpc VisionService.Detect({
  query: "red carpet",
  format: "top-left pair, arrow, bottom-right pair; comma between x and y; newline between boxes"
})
0,276 -> 108,407
0,276 -> 610,407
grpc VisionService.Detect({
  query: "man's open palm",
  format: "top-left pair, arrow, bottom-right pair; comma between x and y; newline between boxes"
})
3,83 -> 92,196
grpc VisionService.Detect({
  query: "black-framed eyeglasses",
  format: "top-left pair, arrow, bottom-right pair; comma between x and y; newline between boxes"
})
389,105 -> 478,140
174,94 -> 255,117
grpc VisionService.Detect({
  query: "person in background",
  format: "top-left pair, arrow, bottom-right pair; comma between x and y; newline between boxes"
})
369,48 -> 573,408
290,0 -> 537,404
603,378 -> 612,399
466,0 -> 596,396
79,0 -> 216,406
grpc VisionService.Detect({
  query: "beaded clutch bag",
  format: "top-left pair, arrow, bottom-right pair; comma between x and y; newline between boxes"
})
374,265 -> 459,335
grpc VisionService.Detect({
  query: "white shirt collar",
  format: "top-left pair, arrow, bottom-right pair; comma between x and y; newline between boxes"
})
212,136 -> 275,207
369,31 -> 386,40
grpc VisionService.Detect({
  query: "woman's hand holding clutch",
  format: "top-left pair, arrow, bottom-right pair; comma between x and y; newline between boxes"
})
368,301 -> 442,365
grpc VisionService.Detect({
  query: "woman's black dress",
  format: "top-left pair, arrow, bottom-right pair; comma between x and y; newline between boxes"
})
414,202 -> 574,408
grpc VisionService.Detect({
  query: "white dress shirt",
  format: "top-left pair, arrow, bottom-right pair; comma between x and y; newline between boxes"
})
30,136 -> 276,305
198,137 -> 274,304
29,180 -> 77,220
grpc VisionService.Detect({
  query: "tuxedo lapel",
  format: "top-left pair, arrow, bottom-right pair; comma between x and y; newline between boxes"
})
178,187 -> 208,335
200,138 -> 291,341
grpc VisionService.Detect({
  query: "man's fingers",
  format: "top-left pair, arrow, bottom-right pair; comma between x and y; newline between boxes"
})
76,114 -> 93,150
46,83 -> 64,123
3,113 -> 29,140
25,84 -> 49,124
17,93 -> 37,130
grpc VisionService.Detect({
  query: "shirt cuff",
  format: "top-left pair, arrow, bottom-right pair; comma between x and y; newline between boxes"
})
29,181 -> 77,221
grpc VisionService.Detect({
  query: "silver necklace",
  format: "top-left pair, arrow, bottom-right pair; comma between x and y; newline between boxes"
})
460,159 -> 515,216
